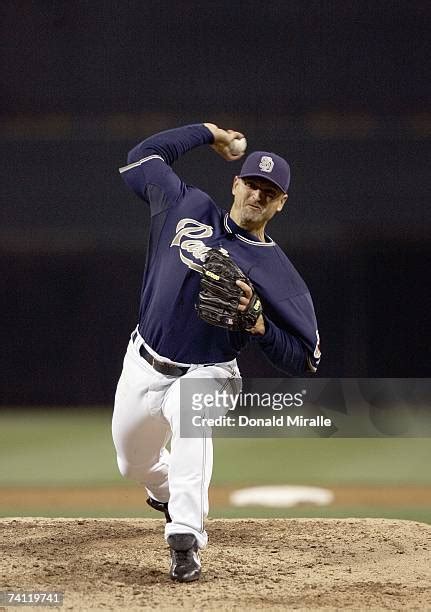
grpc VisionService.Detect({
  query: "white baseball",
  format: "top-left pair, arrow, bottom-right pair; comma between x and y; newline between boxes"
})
229,137 -> 247,155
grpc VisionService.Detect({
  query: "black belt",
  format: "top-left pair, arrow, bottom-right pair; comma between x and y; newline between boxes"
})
140,345 -> 190,376
132,332 -> 189,377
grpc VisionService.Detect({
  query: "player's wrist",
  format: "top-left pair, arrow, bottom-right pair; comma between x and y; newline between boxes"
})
203,123 -> 218,142
247,314 -> 265,336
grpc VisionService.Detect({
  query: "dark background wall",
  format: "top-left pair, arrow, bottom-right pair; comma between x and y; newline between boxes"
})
1,1 -> 430,404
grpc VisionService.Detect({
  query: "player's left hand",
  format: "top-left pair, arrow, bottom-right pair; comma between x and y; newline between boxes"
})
236,280 -> 266,335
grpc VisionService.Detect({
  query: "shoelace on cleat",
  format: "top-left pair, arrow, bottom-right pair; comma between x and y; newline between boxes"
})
175,549 -> 193,563
173,548 -> 195,564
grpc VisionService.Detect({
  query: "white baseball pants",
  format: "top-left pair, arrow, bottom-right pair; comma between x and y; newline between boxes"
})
112,329 -> 240,549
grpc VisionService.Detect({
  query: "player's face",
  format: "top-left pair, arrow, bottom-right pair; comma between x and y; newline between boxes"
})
231,177 -> 287,232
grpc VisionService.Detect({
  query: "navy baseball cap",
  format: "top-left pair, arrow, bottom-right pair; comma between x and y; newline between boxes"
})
238,151 -> 291,193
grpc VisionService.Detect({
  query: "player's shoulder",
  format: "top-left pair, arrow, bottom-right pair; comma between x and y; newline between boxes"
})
251,243 -> 310,298
174,184 -> 224,218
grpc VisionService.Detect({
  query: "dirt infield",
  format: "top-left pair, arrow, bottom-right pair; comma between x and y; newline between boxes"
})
1,518 -> 430,610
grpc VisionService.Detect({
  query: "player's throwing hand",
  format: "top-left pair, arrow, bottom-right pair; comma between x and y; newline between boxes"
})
204,123 -> 246,160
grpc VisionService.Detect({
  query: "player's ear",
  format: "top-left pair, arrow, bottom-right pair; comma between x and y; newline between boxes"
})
232,176 -> 240,196
277,193 -> 288,212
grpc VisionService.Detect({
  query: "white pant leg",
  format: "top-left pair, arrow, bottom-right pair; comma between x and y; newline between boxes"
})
112,340 -> 173,503
163,362 -> 240,549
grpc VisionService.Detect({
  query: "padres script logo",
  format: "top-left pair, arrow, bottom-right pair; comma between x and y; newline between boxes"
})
170,218 -> 213,272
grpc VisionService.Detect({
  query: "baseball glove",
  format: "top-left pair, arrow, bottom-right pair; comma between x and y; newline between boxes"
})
196,248 -> 263,331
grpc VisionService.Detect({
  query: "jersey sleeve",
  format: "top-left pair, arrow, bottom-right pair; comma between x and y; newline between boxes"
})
247,255 -> 321,376
256,292 -> 321,376
256,317 -> 308,374
118,124 -> 214,215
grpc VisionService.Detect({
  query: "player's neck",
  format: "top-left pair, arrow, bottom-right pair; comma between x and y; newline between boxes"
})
251,228 -> 266,242
229,211 -> 266,242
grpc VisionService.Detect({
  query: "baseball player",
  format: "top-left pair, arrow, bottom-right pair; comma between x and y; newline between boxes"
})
112,123 -> 321,582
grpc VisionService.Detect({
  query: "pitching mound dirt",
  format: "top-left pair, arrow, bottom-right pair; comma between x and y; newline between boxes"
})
1,518 -> 430,610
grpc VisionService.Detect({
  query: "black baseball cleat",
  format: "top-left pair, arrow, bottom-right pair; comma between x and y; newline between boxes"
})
146,496 -> 172,523
167,534 -> 201,583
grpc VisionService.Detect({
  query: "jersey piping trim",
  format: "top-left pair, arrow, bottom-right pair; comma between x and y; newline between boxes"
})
236,234 -> 275,246
224,214 -> 234,234
306,354 -> 318,373
223,214 -> 275,247
119,154 -> 165,174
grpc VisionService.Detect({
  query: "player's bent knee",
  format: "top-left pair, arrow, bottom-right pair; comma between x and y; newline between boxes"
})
116,456 -> 144,481
116,455 -> 165,485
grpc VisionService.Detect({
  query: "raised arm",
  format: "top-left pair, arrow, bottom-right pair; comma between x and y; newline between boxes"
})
119,123 -> 246,209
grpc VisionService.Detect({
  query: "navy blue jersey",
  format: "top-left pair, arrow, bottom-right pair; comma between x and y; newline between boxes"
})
119,125 -> 321,375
